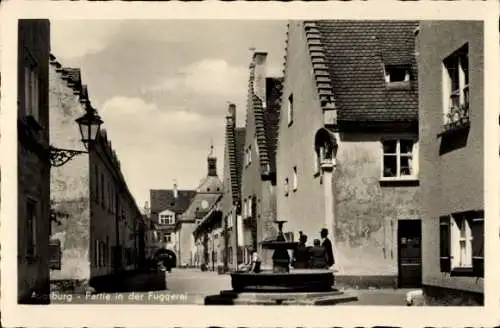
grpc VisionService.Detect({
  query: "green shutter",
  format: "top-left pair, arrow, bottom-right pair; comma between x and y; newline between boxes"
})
439,215 -> 451,272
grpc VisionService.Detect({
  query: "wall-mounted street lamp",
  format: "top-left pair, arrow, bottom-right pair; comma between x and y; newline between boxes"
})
49,109 -> 103,167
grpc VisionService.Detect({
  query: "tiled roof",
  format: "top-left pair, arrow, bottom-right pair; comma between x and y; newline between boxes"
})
182,193 -> 221,222
150,189 -> 196,215
309,20 -> 419,123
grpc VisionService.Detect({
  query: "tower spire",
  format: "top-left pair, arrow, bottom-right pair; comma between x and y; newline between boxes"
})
207,140 -> 217,176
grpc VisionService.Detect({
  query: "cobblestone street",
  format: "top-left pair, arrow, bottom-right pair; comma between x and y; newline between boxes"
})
89,268 -> 412,306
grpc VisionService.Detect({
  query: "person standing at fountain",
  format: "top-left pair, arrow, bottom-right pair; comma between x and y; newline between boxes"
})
292,233 -> 310,269
320,228 -> 335,268
308,239 -> 328,269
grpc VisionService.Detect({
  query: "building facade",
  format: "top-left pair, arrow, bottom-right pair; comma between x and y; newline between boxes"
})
150,187 -> 196,265
183,147 -> 223,268
18,19 -> 51,303
417,21 -> 484,305
277,21 -> 420,285
49,59 -> 93,284
240,52 -> 282,266
220,103 -> 246,270
49,55 -> 142,289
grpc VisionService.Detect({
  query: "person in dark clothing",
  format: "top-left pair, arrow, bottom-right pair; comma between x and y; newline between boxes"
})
292,233 -> 310,269
320,228 -> 335,268
308,239 -> 328,269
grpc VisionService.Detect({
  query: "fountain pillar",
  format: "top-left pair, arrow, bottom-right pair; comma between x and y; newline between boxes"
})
321,160 -> 335,245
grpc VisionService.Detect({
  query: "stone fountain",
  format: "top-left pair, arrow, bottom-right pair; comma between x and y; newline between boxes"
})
205,221 -> 358,305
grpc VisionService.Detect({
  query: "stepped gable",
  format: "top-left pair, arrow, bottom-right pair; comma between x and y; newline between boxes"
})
263,77 -> 283,178
49,53 -> 96,112
309,20 -> 419,123
247,54 -> 283,177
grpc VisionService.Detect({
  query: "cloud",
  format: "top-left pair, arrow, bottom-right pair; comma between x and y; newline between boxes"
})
146,59 -> 248,97
50,20 -> 123,60
99,96 -> 225,206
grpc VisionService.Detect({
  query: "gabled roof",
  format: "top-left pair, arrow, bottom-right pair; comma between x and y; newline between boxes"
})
306,20 -> 419,123
150,189 -> 196,215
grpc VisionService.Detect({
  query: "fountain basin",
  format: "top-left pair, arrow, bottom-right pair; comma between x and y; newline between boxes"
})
231,269 -> 334,292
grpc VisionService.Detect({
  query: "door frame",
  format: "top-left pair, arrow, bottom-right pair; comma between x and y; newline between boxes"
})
397,219 -> 422,288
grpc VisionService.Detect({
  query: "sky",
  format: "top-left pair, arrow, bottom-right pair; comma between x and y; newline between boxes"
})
50,19 -> 287,209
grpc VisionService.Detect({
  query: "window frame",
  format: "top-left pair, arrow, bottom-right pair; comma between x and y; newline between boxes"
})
440,211 -> 484,277
287,93 -> 294,126
24,53 -> 40,122
380,138 -> 419,181
442,44 -> 470,125
384,64 -> 411,88
292,166 -> 298,192
284,178 -> 289,197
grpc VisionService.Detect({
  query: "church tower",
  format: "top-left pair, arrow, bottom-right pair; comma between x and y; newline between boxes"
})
207,142 -> 217,177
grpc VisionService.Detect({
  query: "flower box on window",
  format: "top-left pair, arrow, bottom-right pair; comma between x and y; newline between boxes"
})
441,102 -> 470,135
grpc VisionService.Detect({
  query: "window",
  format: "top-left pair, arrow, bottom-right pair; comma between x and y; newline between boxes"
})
451,216 -> 473,269
248,197 -> 253,217
26,199 -> 37,257
243,199 -> 247,218
287,94 -> 294,126
284,178 -> 289,196
382,139 -> 418,179
292,167 -> 298,191
24,61 -> 40,121
159,214 -> 174,225
254,137 -> 259,159
227,214 -> 233,229
440,212 -> 484,277
164,233 -> 172,243
443,44 -> 469,125
384,65 -> 410,86
248,146 -> 252,165
100,173 -> 105,206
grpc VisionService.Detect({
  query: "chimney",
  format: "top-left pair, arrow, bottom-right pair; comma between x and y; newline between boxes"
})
253,52 -> 268,108
173,181 -> 178,199
226,103 -> 236,127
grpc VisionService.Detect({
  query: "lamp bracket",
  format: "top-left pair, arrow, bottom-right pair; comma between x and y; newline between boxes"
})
49,146 -> 88,167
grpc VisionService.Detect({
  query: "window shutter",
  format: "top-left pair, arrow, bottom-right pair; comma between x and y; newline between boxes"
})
471,216 -> 484,277
439,215 -> 451,272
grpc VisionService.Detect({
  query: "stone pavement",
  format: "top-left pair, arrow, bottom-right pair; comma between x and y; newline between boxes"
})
165,268 -> 412,306
51,268 -> 412,305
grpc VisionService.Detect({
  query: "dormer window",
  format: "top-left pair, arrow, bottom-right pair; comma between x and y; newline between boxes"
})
384,65 -> 411,89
